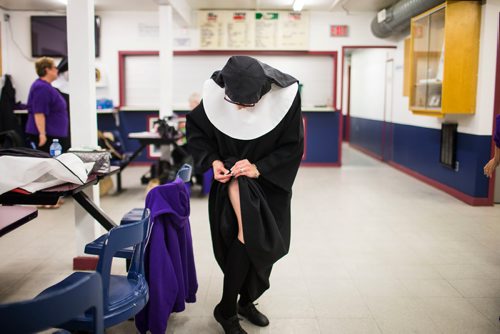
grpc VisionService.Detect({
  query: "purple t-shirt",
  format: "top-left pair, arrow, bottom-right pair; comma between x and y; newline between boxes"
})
25,79 -> 68,137
494,114 -> 500,148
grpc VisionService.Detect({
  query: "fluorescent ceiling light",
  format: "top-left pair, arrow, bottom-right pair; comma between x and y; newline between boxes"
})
293,0 -> 305,11
57,0 -> 67,5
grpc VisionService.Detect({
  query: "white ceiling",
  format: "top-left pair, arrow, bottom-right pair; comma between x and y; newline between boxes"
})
0,0 -> 400,12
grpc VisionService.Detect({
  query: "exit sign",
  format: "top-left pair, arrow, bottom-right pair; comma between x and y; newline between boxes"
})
330,25 -> 348,37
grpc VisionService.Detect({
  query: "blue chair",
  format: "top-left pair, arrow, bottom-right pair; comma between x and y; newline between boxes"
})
85,208 -> 147,259
85,165 -> 192,259
0,272 -> 103,334
38,209 -> 151,330
176,163 -> 193,183
108,130 -> 133,193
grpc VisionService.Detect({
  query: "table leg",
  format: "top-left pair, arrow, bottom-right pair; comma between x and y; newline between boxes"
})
114,143 -> 147,193
121,143 -> 148,171
72,191 -> 117,231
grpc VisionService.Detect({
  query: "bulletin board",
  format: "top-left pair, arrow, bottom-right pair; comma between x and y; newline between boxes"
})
198,11 -> 309,51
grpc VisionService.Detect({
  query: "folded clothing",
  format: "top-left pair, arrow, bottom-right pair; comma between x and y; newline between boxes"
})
0,153 -> 90,195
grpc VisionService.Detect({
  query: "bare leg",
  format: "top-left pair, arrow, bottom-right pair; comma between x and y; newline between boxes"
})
228,179 -> 244,243
217,179 -> 249,320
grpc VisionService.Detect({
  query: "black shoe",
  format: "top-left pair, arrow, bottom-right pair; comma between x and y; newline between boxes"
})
214,304 -> 248,334
238,302 -> 270,327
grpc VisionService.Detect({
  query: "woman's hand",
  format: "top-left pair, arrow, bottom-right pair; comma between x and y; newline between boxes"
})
38,134 -> 47,147
484,158 -> 499,178
231,159 -> 260,179
212,160 -> 232,183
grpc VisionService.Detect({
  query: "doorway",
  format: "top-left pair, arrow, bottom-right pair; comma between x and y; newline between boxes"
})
342,46 -> 396,161
492,13 -> 500,203
382,59 -> 394,161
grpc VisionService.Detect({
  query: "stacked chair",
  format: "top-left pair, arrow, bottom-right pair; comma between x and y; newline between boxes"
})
0,208 -> 150,333
0,164 -> 193,333
0,272 -> 104,334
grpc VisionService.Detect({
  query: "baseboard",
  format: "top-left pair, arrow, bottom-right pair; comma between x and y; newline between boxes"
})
349,143 -> 383,161
349,143 -> 491,206
388,161 -> 492,206
301,162 -> 341,167
73,256 -> 99,270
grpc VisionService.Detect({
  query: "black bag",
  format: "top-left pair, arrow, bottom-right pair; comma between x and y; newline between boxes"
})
0,147 -> 51,158
0,130 -> 24,149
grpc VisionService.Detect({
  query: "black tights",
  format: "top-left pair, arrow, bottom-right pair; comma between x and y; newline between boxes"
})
219,239 -> 251,319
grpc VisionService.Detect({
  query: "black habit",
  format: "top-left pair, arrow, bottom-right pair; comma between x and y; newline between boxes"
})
186,56 -> 304,301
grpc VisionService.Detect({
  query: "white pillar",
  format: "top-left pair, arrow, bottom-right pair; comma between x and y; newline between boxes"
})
67,0 -> 100,255
159,5 -> 174,118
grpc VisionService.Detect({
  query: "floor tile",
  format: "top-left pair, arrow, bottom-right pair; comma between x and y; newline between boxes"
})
2,146 -> 500,333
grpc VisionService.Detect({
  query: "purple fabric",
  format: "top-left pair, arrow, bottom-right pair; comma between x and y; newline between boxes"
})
495,114 -> 500,148
135,178 -> 198,334
25,79 -> 68,137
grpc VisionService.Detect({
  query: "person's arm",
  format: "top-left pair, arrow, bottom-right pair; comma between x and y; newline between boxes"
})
233,92 -> 304,191
34,113 -> 47,147
484,115 -> 500,178
186,104 -> 232,183
30,86 -> 51,147
484,146 -> 500,178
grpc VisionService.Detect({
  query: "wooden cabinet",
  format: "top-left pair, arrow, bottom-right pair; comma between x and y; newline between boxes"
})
409,1 -> 481,117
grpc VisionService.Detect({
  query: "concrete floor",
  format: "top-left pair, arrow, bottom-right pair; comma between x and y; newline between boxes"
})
2,144 -> 500,333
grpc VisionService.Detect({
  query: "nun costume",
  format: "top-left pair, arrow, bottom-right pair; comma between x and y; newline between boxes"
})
186,56 -> 303,334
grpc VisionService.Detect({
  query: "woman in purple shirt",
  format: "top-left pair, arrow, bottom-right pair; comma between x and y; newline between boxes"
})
484,114 -> 500,177
25,57 -> 69,153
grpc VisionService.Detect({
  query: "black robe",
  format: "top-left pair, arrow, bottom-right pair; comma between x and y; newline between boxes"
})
186,90 -> 303,301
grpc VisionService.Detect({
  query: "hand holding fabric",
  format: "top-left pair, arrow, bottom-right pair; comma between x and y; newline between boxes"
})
231,159 -> 259,179
212,160 -> 231,183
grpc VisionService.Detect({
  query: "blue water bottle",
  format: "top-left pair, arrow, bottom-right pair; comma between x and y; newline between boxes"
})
49,139 -> 62,157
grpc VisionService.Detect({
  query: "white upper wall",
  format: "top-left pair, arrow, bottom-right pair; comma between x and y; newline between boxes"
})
309,11 -> 395,110
1,10 -> 196,103
0,8 -> 6,76
1,9 -> 394,107
309,11 -> 394,51
97,11 -> 158,103
1,11 -> 51,100
447,0 -> 500,136
1,3 -> 498,136
391,0 -> 500,136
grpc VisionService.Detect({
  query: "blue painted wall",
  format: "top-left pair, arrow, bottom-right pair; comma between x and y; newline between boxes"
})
303,111 -> 340,164
350,116 -> 491,198
350,117 -> 384,158
99,110 -> 341,164
98,111 -> 159,162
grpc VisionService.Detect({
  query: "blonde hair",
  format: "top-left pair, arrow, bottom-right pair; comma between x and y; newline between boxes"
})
35,57 -> 55,77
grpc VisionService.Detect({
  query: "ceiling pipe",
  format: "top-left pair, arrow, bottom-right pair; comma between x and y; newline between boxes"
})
371,0 -> 444,38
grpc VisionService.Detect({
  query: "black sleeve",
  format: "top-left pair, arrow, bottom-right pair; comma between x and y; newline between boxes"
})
186,102 -> 221,172
254,92 -> 304,192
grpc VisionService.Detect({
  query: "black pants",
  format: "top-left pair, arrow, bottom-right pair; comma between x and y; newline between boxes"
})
26,135 -> 70,154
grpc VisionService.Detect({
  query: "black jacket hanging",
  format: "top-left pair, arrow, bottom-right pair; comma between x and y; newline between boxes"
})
0,75 -> 22,136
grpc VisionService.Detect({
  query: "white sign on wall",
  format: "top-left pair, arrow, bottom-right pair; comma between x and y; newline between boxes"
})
198,10 -> 309,50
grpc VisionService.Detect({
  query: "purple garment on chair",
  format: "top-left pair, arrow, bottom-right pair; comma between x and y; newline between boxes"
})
494,114 -> 500,148
135,178 -> 198,334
